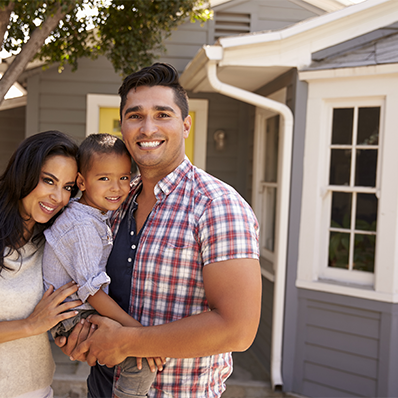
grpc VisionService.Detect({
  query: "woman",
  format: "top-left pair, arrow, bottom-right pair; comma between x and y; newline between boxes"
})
0,131 -> 83,398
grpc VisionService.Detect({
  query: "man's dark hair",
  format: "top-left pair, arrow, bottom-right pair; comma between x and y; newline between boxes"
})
77,133 -> 130,175
118,62 -> 189,121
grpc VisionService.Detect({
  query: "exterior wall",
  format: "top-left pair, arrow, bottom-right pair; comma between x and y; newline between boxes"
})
251,276 -> 274,375
282,73 -> 308,392
210,0 -> 323,37
294,288 -> 398,398
187,91 -> 254,202
294,63 -> 398,397
26,56 -> 121,143
251,69 -> 304,383
0,106 -> 25,173
155,0 -> 324,74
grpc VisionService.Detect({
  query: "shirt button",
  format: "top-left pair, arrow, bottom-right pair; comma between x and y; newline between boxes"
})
130,231 -> 135,235
131,244 -> 136,249
127,258 -> 132,263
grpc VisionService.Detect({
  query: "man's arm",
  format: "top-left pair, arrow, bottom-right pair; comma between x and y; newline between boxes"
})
71,258 -> 262,367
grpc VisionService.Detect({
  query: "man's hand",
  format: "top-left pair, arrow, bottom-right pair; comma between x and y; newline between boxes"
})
71,315 -> 129,367
55,318 -> 94,360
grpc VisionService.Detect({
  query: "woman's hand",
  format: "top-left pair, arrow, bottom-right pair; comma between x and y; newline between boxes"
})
0,281 -> 82,344
25,281 -> 82,336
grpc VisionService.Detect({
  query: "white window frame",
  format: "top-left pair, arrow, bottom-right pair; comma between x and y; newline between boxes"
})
297,64 -> 398,303
319,98 -> 383,286
252,88 -> 286,281
86,94 -> 208,170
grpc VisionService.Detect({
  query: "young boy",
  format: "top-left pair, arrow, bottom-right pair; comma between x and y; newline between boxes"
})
43,134 -> 160,398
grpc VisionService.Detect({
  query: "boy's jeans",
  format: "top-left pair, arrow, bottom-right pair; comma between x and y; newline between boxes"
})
112,356 -> 157,398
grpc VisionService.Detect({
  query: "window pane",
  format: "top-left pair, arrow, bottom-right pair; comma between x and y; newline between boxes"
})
261,187 -> 276,252
357,107 -> 380,146
331,192 -> 351,229
328,232 -> 349,269
356,193 -> 377,231
331,108 -> 353,145
355,149 -> 377,187
353,234 -> 375,273
330,149 -> 351,185
264,115 -> 279,183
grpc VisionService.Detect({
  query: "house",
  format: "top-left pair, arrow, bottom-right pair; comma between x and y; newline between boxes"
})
0,0 -> 326,172
2,0 -> 398,397
180,0 -> 398,396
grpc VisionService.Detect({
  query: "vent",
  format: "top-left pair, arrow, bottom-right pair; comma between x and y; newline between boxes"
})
214,12 -> 251,40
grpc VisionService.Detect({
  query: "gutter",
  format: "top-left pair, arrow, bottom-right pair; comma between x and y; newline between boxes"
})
203,52 -> 293,390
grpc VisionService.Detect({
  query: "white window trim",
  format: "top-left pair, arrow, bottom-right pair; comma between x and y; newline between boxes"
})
319,98 -> 383,286
86,94 -> 208,170
297,67 -> 398,303
252,88 -> 286,280
188,99 -> 208,171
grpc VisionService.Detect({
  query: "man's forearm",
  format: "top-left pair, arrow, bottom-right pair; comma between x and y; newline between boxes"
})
75,258 -> 262,367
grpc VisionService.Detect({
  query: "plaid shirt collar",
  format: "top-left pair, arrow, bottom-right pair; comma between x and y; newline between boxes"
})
110,156 -> 192,236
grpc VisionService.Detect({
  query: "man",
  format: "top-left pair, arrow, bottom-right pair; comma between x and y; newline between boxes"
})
60,62 -> 262,397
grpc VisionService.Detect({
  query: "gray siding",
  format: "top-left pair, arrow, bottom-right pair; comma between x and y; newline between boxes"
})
26,56 -> 122,142
294,289 -> 398,398
251,276 -> 274,375
161,21 -> 210,73
283,73 -> 308,392
0,106 -> 25,173
211,0 -> 324,37
162,0 -> 324,73
187,91 -> 254,202
254,69 -> 305,385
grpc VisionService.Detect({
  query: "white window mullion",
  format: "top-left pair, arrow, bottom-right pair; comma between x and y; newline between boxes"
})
348,192 -> 357,271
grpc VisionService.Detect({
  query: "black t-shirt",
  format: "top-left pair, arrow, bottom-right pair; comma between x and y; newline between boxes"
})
87,199 -> 142,397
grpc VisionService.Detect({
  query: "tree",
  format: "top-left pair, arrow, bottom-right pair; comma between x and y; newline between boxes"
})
0,0 -> 211,105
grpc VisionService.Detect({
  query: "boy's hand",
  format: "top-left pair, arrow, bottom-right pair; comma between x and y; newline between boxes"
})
137,357 -> 167,373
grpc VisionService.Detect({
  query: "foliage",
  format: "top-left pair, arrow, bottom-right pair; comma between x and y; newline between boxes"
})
328,217 -> 376,273
0,0 -> 211,87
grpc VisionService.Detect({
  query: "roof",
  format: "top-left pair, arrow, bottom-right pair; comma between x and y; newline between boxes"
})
181,0 -> 398,93
306,22 -> 398,70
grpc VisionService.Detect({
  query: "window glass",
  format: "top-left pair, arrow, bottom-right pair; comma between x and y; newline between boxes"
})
356,193 -> 377,232
353,234 -> 375,272
261,187 -> 276,252
330,149 -> 351,185
329,232 -> 350,269
357,107 -> 379,145
331,192 -> 351,229
260,115 -> 279,256
355,149 -> 377,187
331,108 -> 353,145
328,107 -> 380,274
264,115 -> 279,183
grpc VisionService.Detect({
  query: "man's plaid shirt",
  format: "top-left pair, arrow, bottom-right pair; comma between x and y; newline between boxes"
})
110,157 -> 259,398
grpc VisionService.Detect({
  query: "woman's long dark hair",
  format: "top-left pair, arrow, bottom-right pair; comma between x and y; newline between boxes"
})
0,130 -> 78,274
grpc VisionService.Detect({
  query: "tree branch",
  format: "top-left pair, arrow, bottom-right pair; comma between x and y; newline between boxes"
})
0,2 -> 75,105
0,1 -> 14,47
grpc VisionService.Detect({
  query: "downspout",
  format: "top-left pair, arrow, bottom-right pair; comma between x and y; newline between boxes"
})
205,60 -> 293,390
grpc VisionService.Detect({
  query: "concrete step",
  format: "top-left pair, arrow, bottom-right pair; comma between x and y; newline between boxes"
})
50,342 -> 298,398
51,341 -> 89,398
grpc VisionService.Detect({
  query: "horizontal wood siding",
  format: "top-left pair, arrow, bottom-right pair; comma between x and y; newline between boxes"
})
302,299 -> 380,397
161,21 -> 209,73
211,0 -> 322,35
250,276 -> 274,375
295,289 -> 398,398
27,57 -> 122,142
0,106 -> 26,173
188,91 -> 254,202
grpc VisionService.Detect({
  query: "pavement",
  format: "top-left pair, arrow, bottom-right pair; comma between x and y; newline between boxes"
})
51,342 -> 299,398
